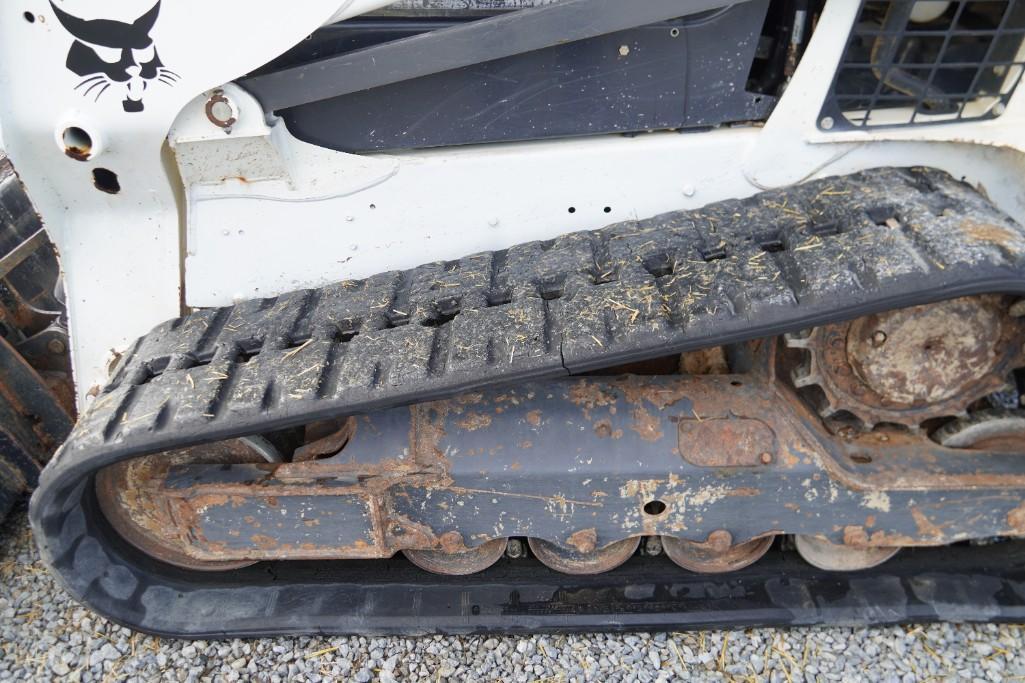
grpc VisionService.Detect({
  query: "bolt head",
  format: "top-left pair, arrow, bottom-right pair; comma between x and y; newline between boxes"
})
506,538 -> 525,559
759,451 -> 773,465
618,45 -> 630,57
47,338 -> 66,355
871,330 -> 887,347
820,116 -> 835,130
643,536 -> 663,556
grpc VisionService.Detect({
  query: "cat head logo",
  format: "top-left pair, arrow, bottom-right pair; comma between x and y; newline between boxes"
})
50,1 -> 178,112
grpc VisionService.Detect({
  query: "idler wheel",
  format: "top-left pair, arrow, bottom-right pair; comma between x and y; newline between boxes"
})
933,409 -> 1025,452
794,534 -> 899,571
786,295 -> 1023,430
96,436 -> 282,572
403,538 -> 508,575
528,536 -> 640,575
662,530 -> 774,573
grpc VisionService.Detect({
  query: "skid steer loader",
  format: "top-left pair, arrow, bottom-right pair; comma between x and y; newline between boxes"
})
1,0 -> 1025,637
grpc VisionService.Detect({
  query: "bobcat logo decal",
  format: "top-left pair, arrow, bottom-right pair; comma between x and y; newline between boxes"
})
50,1 -> 178,112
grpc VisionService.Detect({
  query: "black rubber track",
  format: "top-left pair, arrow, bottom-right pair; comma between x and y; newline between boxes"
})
30,167 -> 1025,636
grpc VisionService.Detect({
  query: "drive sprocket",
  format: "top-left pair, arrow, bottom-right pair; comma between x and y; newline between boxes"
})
785,295 -> 1024,431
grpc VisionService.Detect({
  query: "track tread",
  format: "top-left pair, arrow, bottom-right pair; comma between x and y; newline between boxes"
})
67,168 -> 1025,456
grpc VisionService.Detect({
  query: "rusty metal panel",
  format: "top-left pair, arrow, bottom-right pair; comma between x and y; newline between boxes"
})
96,361 -> 1025,564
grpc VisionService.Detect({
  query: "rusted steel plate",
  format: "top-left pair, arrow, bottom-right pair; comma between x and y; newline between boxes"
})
97,347 -> 1025,564
678,417 -> 776,467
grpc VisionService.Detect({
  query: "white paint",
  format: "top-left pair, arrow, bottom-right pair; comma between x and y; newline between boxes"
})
862,491 -> 892,513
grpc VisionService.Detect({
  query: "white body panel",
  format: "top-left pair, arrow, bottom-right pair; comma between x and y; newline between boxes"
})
1,0 -> 1024,404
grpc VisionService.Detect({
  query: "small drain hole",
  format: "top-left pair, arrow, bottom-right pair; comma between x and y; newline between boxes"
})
92,168 -> 120,194
643,500 -> 667,516
62,126 -> 93,160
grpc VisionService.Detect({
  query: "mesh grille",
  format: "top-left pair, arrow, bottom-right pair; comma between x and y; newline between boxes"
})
821,0 -> 1025,129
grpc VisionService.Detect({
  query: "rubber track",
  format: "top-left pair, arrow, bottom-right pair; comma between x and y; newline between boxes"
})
29,167 -> 1025,636
65,167 -> 1025,460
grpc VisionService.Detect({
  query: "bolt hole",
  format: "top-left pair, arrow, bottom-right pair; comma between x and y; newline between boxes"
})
369,203 -> 376,210
568,207 -> 576,214
643,500 -> 667,516
92,168 -> 120,194
23,11 -> 35,22
669,27 -> 680,38
603,206 -> 612,213
61,126 -> 93,161
850,454 -> 873,464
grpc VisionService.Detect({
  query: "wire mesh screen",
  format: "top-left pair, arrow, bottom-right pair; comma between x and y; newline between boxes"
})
821,0 -> 1025,129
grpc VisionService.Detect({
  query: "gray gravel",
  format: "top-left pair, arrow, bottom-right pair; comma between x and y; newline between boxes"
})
1,504 -> 1023,682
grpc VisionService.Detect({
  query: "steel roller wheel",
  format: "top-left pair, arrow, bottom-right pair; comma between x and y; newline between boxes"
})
662,530 -> 775,573
96,437 -> 282,571
528,536 -> 640,575
403,538 -> 509,575
794,534 -> 900,572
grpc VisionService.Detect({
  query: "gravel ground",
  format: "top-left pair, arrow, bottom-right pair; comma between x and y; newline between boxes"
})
1,504 -> 1024,682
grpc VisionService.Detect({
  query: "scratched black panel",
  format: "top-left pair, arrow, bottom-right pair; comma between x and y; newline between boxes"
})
260,2 -> 775,151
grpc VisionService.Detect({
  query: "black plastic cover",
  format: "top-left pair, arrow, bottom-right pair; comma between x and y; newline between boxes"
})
268,2 -> 775,152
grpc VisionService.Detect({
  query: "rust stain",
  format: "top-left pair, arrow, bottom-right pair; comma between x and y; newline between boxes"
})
910,507 -> 944,540
630,406 -> 664,442
526,410 -> 542,427
250,534 -> 279,550
566,528 -> 598,553
568,381 -> 617,419
1007,502 -> 1025,533
454,411 -> 493,431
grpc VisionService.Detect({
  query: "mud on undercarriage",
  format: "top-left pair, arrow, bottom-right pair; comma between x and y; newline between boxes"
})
30,167 -> 1025,636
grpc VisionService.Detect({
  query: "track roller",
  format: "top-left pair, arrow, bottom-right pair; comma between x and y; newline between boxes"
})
403,538 -> 508,575
794,534 -> 900,571
662,530 -> 774,573
528,536 -> 640,575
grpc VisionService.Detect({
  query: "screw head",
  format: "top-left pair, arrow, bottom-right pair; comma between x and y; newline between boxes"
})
820,116 -> 835,130
759,451 -> 773,465
871,330 -> 887,347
